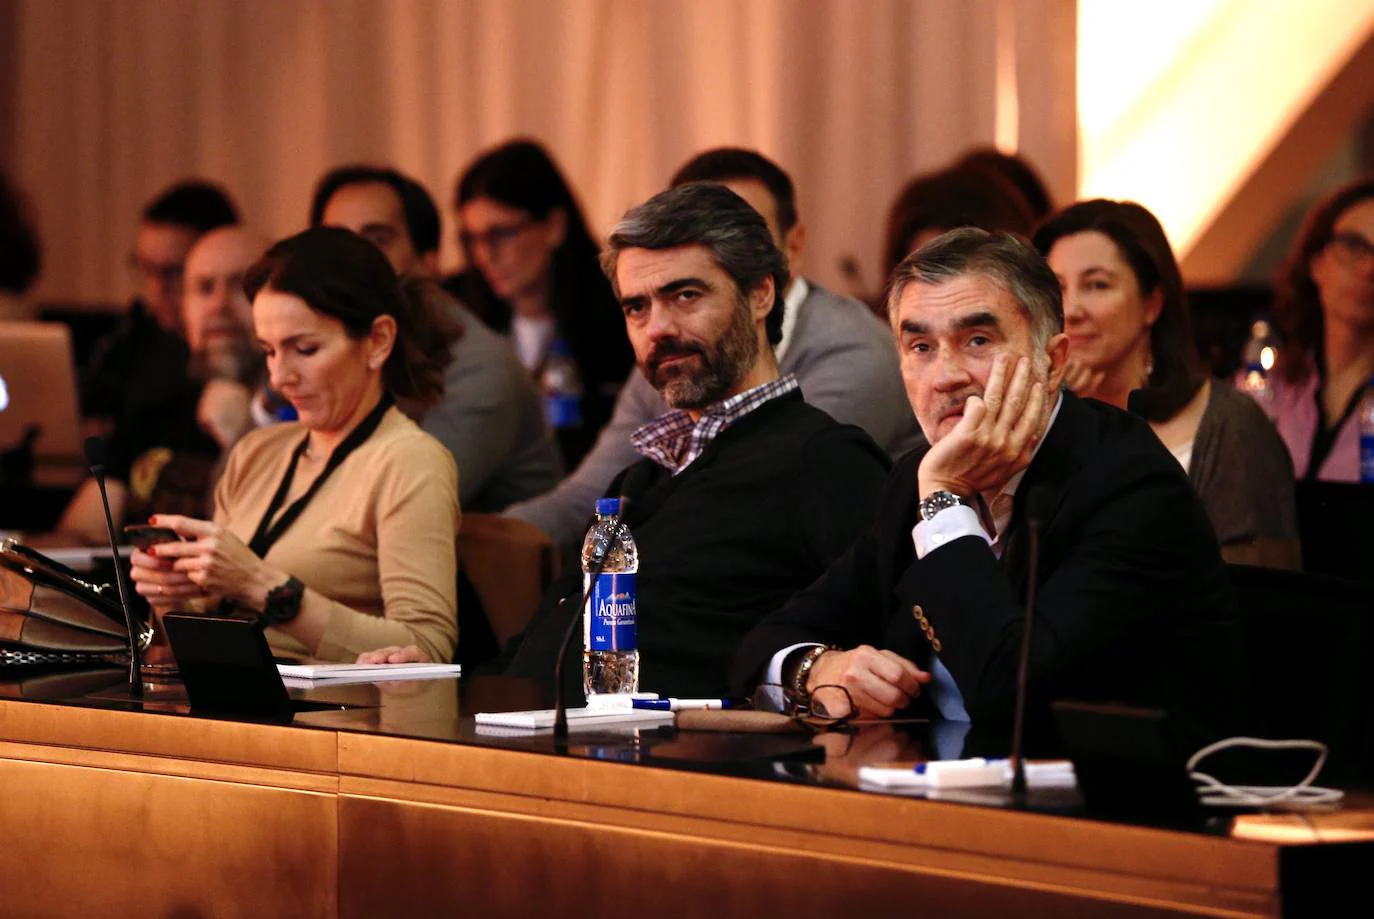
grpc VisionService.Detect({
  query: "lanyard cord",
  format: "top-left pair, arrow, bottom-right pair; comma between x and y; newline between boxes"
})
247,393 -> 395,558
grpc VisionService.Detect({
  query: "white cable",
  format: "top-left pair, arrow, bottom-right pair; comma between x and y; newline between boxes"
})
1187,736 -> 1345,809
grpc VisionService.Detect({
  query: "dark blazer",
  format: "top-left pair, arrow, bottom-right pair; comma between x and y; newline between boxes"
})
733,392 -> 1249,751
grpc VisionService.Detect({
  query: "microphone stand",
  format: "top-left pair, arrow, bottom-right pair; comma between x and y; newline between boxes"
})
85,437 -> 144,698
552,500 -> 629,745
1009,513 -> 1042,797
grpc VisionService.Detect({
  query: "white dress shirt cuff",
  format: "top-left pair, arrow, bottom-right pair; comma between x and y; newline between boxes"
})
912,504 -> 988,559
759,641 -> 823,711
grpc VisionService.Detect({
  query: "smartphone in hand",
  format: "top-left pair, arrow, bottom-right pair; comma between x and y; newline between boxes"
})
122,524 -> 184,551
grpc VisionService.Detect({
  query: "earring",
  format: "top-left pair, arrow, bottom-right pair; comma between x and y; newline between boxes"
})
1143,349 -> 1155,385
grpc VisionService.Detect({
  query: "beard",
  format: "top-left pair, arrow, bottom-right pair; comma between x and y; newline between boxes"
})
189,326 -> 264,387
645,298 -> 759,410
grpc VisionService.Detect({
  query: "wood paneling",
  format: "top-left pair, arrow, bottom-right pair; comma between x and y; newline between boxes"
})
337,795 -> 1266,919
338,733 -> 1277,902
0,757 -> 337,919
0,697 -> 1351,918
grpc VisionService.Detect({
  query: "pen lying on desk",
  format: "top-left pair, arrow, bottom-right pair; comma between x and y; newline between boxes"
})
631,698 -> 739,711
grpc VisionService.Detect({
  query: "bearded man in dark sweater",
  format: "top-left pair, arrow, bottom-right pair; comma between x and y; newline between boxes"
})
358,184 -> 890,696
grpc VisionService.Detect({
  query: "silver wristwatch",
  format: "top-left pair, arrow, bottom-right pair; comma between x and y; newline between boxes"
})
918,489 -> 971,522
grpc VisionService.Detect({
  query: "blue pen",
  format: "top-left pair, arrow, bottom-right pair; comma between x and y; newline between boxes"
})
631,698 -> 737,711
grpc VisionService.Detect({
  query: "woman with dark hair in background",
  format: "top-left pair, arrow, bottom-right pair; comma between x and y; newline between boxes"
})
1035,199 -> 1299,568
955,147 -> 1055,224
1266,177 -> 1374,482
878,165 -> 1036,310
130,227 -> 460,663
447,139 -> 633,467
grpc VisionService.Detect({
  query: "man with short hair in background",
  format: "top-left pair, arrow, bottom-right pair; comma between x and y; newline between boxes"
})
310,165 -> 562,512
32,182 -> 239,546
36,217 -> 261,545
81,181 -> 239,425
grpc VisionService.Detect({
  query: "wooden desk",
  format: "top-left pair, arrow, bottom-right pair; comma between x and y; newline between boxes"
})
0,679 -> 1368,918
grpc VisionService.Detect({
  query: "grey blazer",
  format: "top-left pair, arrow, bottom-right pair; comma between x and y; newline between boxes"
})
420,301 -> 564,513
505,281 -> 922,550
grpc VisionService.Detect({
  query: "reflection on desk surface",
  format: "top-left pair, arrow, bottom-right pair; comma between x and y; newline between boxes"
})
2,664 -> 1372,843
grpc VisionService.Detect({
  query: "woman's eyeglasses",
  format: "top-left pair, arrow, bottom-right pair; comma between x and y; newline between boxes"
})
1328,231 -> 1374,266
750,682 -> 856,731
460,219 -> 535,253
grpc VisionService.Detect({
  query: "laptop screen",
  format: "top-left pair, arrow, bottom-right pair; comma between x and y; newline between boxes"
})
0,321 -> 83,462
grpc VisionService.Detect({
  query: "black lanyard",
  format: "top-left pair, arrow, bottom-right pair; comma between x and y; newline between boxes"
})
248,394 -> 394,558
1304,378 -> 1363,482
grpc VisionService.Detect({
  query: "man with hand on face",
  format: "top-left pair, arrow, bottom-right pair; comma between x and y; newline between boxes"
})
363,184 -> 889,700
734,229 -> 1246,751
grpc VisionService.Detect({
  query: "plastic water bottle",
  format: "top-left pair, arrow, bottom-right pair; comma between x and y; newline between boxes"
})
542,337 -> 583,430
1239,320 -> 1278,412
1359,375 -> 1374,484
581,497 -> 639,696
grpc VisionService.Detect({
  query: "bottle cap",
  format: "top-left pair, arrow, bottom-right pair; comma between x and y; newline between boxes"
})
595,497 -> 621,516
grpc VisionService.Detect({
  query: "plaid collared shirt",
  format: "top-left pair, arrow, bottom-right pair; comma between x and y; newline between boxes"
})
631,374 -> 801,475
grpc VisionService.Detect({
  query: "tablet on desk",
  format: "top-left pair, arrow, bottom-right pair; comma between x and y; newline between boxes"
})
162,614 -> 294,720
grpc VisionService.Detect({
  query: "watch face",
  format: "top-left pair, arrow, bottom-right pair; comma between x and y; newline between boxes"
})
265,576 -> 305,623
921,491 -> 963,521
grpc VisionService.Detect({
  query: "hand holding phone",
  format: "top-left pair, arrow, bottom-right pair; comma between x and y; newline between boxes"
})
123,524 -> 185,551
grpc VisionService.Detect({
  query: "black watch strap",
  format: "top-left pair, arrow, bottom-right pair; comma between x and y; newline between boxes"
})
259,575 -> 306,625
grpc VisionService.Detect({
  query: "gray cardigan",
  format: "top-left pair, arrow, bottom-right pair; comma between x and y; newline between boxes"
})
1190,380 -> 1301,569
505,281 -> 923,550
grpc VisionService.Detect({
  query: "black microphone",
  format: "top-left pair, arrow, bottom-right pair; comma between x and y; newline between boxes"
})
1010,485 -> 1054,795
84,436 -> 144,697
552,494 -> 632,743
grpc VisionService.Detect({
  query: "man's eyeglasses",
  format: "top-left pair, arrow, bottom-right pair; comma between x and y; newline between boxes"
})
128,254 -> 185,286
460,219 -> 535,253
751,682 -> 856,730
1327,231 -> 1374,266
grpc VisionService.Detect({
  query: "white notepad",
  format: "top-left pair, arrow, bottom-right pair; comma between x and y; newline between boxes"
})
856,758 -> 1076,790
276,662 -> 461,684
474,706 -> 674,731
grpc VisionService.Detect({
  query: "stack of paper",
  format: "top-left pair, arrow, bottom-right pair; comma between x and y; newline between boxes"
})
474,706 -> 674,733
277,662 -> 461,686
857,758 -> 1076,791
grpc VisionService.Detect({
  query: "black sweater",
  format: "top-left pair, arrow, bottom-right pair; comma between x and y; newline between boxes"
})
502,391 -> 890,698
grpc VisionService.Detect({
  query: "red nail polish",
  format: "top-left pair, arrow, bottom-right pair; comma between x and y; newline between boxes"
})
147,546 -> 157,557
148,516 -> 158,524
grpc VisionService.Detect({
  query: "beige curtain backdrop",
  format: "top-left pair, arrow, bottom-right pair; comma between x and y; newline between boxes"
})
9,0 -> 1075,306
